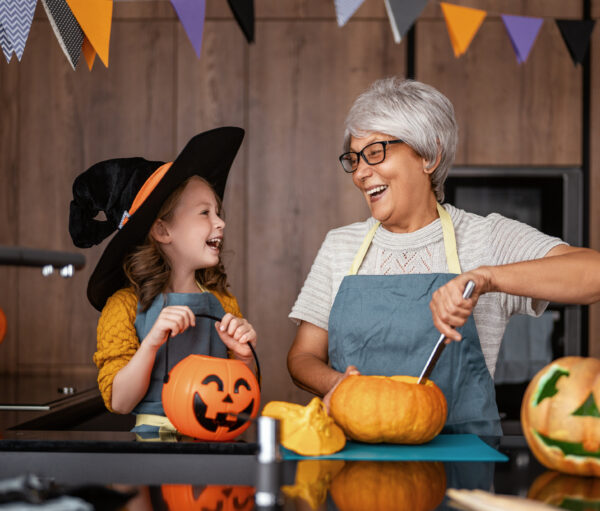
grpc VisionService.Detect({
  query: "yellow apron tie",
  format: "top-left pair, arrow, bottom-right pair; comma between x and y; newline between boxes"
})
436,203 -> 461,274
135,413 -> 177,432
348,203 -> 461,275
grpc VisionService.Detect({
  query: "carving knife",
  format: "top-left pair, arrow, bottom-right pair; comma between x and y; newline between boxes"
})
417,280 -> 476,384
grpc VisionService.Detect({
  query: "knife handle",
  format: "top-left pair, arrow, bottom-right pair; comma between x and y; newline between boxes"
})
462,280 -> 475,300
417,280 -> 476,384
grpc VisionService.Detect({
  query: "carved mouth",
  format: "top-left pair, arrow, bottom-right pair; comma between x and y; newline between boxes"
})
193,392 -> 255,432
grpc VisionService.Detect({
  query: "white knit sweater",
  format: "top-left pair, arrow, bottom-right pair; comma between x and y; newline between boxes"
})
289,203 -> 565,377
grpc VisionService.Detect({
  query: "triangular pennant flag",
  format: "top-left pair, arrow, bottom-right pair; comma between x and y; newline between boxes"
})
556,19 -> 596,65
170,0 -> 206,58
0,20 -> 13,63
0,0 -> 37,62
227,0 -> 254,43
501,14 -> 543,64
65,0 -> 112,67
41,0 -> 83,70
440,2 -> 486,57
334,0 -> 366,27
384,0 -> 428,44
81,34 -> 95,71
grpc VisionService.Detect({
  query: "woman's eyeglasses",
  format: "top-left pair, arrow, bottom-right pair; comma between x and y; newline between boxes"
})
339,140 -> 404,173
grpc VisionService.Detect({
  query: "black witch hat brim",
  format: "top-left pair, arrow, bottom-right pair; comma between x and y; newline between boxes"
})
87,127 -> 244,311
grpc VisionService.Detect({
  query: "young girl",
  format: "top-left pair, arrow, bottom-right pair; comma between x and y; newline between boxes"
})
69,127 -> 256,434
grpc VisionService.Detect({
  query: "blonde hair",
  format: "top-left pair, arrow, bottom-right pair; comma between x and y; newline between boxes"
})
123,176 -> 231,311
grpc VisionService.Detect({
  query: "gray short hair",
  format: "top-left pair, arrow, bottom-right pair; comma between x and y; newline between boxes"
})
343,77 -> 458,202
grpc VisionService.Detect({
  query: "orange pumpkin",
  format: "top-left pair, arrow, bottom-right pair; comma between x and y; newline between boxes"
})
162,354 -> 260,441
0,307 -> 6,345
330,461 -> 446,511
162,485 -> 254,511
329,375 -> 447,444
528,471 -> 600,509
521,357 -> 600,476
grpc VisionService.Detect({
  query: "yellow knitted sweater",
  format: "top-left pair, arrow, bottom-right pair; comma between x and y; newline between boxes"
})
94,287 -> 242,412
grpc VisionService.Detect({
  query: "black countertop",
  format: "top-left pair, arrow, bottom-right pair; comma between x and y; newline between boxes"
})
0,378 -> 575,510
0,427 -> 557,510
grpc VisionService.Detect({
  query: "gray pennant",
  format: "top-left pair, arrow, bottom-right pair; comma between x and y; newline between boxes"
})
0,20 -> 13,63
384,0 -> 429,43
41,0 -> 83,69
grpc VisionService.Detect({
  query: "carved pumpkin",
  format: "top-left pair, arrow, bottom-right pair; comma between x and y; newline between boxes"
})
162,354 -> 260,441
329,375 -> 447,444
262,397 -> 346,455
528,471 -> 600,510
521,357 -> 600,476
330,461 -> 446,511
161,485 -> 255,511
282,460 -> 345,509
0,307 -> 6,345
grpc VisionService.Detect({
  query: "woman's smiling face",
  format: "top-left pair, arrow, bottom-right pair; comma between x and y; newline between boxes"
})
350,132 -> 437,233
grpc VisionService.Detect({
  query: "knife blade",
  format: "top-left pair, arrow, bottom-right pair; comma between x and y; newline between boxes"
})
417,280 -> 475,384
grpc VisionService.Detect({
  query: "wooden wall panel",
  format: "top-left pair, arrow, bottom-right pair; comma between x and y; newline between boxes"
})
247,20 -> 404,405
421,1 -> 582,18
0,62 -> 20,372
175,21 -> 249,310
254,0 -> 386,19
590,18 -> 600,358
15,19 -> 176,372
416,18 -> 581,166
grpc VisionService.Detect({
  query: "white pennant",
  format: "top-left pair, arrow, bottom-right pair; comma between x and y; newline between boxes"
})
334,0 -> 366,27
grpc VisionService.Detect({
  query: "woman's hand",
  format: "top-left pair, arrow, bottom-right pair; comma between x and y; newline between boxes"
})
323,365 -> 360,413
215,313 -> 257,362
429,268 -> 493,342
143,305 -> 196,349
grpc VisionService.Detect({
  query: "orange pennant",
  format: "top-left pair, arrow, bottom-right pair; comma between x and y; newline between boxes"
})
66,0 -> 113,67
81,36 -> 96,71
440,2 -> 486,57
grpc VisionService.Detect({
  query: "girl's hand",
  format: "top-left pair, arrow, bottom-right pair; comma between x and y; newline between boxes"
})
323,365 -> 360,413
215,313 -> 257,361
143,305 -> 196,350
429,268 -> 493,342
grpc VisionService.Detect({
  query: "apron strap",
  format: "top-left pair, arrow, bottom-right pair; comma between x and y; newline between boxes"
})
348,221 -> 380,275
348,203 -> 461,276
437,203 -> 461,274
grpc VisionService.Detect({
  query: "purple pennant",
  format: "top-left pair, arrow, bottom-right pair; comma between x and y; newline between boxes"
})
170,0 -> 206,58
501,14 -> 543,64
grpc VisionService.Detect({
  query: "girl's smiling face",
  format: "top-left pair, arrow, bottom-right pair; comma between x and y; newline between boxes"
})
156,176 -> 225,273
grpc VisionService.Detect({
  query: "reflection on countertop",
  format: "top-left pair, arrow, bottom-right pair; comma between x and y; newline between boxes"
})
0,433 -> 563,510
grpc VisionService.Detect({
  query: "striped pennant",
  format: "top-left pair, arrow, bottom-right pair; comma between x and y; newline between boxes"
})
0,19 -> 13,63
0,0 -> 38,61
41,0 -> 83,70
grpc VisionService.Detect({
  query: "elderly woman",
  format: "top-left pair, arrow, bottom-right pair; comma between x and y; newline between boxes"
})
287,77 -> 600,436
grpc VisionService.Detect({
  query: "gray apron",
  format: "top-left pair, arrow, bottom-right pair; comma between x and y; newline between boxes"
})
328,204 -> 502,436
132,291 -> 228,423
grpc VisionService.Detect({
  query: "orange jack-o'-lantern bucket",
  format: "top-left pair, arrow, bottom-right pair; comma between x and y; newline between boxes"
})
161,313 -> 261,441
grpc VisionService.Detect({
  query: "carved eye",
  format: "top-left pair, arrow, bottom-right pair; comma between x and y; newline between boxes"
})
234,378 -> 251,394
202,374 -> 224,391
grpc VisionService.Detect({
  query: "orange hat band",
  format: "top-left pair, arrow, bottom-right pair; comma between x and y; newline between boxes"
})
118,162 -> 173,229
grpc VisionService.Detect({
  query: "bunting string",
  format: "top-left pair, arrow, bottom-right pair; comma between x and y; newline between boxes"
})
0,0 -> 595,68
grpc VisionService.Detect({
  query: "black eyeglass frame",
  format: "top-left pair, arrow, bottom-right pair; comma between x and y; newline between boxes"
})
339,139 -> 404,174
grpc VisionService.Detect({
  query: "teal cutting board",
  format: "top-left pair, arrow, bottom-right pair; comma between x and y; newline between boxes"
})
281,434 -> 508,462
